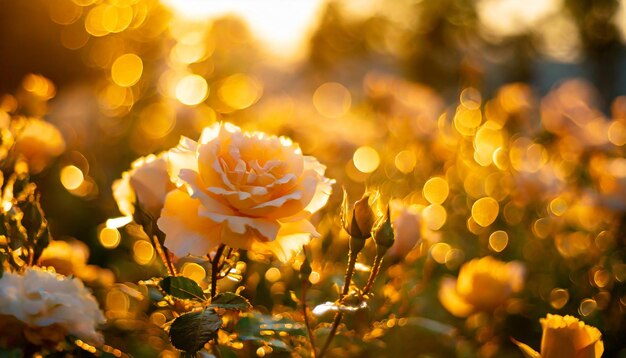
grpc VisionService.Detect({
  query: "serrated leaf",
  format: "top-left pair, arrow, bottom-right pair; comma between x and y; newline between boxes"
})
160,276 -> 205,301
210,292 -> 251,311
169,310 -> 222,353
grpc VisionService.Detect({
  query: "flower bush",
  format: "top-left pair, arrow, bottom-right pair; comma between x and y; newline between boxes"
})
0,267 -> 105,347
2,1 -> 626,357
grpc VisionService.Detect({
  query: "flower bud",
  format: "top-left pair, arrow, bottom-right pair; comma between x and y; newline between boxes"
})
372,206 -> 394,255
341,189 -> 376,241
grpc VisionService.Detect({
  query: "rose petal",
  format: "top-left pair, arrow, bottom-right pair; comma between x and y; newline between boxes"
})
157,190 -> 222,257
438,277 -> 475,317
168,136 -> 199,187
251,220 -> 319,262
199,210 -> 280,242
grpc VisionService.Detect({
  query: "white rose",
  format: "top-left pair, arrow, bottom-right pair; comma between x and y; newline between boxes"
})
0,267 -> 105,345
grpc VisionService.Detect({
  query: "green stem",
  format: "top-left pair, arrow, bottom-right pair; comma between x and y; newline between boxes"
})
362,254 -> 383,295
302,282 -> 317,357
318,249 -> 358,358
150,234 -> 176,276
211,244 -> 226,299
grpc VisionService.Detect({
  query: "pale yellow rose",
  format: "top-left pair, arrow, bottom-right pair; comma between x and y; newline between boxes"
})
157,122 -> 334,262
39,240 -> 115,286
514,314 -> 604,358
0,267 -> 105,346
14,118 -> 65,173
438,256 -> 524,317
112,152 -> 175,219
39,239 -> 89,276
387,199 -> 423,257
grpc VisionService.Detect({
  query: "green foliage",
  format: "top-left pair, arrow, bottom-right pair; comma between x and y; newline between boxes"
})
235,312 -> 306,352
0,348 -> 21,358
0,172 -> 50,270
210,292 -> 251,311
169,309 -> 223,353
159,276 -> 205,301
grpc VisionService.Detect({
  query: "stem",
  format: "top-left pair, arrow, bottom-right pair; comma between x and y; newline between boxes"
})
151,234 -> 177,276
318,312 -> 343,358
341,251 -> 358,297
318,249 -> 359,358
411,256 -> 436,295
301,282 -> 317,357
211,244 -> 226,299
362,254 -> 383,295
211,339 -> 222,358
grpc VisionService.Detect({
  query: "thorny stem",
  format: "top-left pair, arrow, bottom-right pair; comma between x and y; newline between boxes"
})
362,254 -> 383,295
318,249 -> 359,358
341,250 -> 358,297
211,244 -> 226,299
151,234 -> 177,276
301,281 -> 317,358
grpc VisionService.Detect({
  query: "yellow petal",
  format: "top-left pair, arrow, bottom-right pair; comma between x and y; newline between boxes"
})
438,277 -> 475,317
157,190 -> 221,257
511,338 -> 541,358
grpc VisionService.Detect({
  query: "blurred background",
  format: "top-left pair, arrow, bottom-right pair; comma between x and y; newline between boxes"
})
2,0 -> 626,356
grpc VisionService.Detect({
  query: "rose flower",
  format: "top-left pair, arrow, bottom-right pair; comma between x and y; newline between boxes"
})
0,267 -> 105,348
113,152 -> 175,220
514,314 -> 604,358
438,256 -> 524,317
39,240 -> 116,287
158,122 -> 334,262
14,118 -> 65,174
387,199 -> 423,257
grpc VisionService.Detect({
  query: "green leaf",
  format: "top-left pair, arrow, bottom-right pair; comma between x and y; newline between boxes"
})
0,348 -> 21,358
265,339 -> 289,351
160,276 -> 205,301
169,309 -> 222,353
210,292 -> 251,311
236,312 -> 306,341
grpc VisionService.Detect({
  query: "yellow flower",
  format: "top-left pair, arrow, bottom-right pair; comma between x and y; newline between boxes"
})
39,240 -> 115,286
438,256 -> 524,317
0,267 -> 105,346
39,240 -> 89,276
157,122 -> 334,261
14,118 -> 65,173
387,199 -> 423,257
112,152 -> 175,220
514,314 -> 604,358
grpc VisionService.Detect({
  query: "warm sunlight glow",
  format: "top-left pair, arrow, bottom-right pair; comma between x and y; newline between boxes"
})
161,0 -> 325,60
